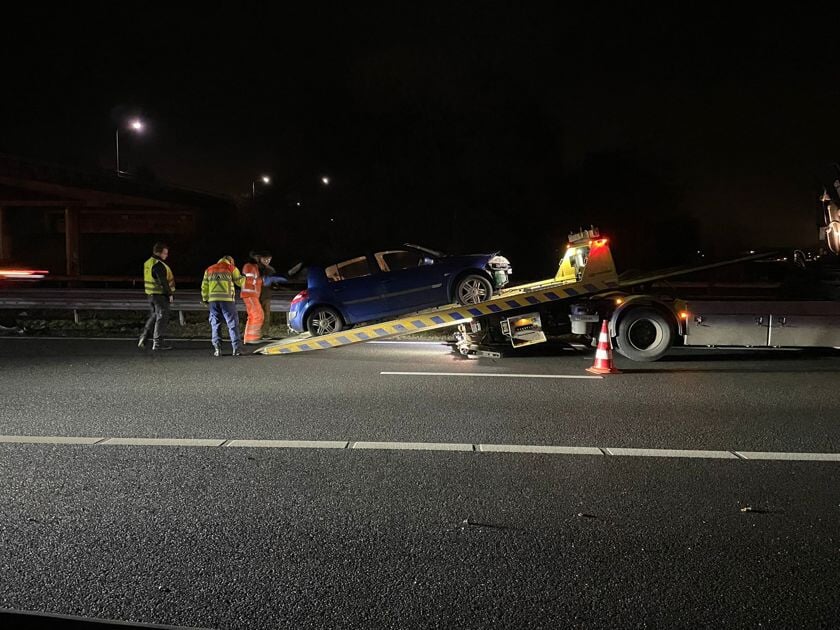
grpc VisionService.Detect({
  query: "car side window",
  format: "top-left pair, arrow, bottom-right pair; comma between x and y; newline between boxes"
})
330,256 -> 372,281
379,250 -> 424,272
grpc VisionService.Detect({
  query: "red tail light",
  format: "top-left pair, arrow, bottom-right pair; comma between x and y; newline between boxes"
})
291,290 -> 308,306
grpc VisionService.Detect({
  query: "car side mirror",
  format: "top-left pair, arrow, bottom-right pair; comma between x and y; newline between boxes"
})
420,257 -> 434,266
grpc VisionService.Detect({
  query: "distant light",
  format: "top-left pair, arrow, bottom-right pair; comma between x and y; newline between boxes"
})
749,250 -> 755,254
129,119 -> 144,132
261,175 -> 271,184
0,268 -> 49,280
321,176 -> 330,185
296,202 -> 301,207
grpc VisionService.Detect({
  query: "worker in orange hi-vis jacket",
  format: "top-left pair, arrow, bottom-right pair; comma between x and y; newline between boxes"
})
241,250 -> 279,343
241,252 -> 265,344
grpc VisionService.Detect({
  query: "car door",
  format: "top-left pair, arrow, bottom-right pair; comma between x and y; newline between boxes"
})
376,249 -> 448,315
325,255 -> 387,324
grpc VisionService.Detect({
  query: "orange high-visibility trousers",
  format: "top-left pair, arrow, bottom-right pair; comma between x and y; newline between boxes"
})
243,295 -> 265,343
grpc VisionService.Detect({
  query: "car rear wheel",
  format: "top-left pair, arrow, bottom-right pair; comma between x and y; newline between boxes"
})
455,274 -> 493,305
306,306 -> 344,336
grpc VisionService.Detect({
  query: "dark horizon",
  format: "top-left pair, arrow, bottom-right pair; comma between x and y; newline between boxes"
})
3,5 -> 839,275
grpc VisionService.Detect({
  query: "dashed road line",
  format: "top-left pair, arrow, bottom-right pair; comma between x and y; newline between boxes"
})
381,371 -> 602,380
352,441 -> 473,452
479,444 -> 602,455
100,437 -> 227,447
0,435 -> 838,462
735,451 -> 840,461
227,439 -> 349,449
603,447 -> 737,459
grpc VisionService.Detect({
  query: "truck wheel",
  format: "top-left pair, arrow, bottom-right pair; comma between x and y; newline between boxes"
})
615,307 -> 674,362
455,274 -> 493,305
306,306 -> 343,336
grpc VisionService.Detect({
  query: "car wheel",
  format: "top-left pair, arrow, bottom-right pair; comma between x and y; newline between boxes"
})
455,274 -> 493,305
306,306 -> 344,336
615,307 -> 674,362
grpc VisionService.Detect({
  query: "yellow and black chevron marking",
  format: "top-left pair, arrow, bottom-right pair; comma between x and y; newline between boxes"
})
257,278 -> 619,356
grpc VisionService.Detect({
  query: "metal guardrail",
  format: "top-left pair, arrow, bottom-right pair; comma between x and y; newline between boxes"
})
0,288 -> 295,324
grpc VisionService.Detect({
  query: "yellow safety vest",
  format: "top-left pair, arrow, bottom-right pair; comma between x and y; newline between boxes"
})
143,257 -> 175,295
201,259 -> 245,302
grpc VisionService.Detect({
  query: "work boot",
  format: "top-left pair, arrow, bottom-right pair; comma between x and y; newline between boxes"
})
213,344 -> 221,357
232,347 -> 243,357
152,340 -> 173,351
137,335 -> 147,349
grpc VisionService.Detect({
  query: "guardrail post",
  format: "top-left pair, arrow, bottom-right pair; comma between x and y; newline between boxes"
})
179,310 -> 186,326
64,207 -> 80,285
0,207 -> 9,261
73,309 -> 80,324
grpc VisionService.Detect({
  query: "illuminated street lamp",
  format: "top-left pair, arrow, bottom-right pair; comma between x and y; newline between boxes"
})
115,118 -> 144,176
252,174 -> 271,199
321,175 -> 330,185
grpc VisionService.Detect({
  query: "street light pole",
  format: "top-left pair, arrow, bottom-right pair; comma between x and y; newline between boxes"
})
115,119 -> 143,177
252,175 -> 271,199
115,129 -> 120,175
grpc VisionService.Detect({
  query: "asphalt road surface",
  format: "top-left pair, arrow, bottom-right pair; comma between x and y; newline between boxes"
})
1,338 -> 839,628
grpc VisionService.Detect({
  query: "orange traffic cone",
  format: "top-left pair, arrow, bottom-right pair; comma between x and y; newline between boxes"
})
586,320 -> 621,375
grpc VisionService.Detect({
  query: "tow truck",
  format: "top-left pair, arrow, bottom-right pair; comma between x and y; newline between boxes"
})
259,166 -> 840,360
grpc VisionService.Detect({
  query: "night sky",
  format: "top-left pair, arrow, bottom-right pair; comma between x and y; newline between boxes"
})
3,5 -> 839,276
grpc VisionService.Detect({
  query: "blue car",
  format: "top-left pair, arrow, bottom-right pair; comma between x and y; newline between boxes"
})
288,244 -> 512,335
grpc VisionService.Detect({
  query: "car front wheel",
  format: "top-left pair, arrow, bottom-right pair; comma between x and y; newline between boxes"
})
455,274 -> 493,305
306,306 -> 344,336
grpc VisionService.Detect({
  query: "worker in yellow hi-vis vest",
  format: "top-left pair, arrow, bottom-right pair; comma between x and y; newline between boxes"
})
139,241 -> 175,351
201,256 -> 246,356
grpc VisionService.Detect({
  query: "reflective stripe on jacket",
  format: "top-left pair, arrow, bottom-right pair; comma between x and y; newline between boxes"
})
241,262 -> 263,297
143,257 -> 175,295
201,259 -> 245,302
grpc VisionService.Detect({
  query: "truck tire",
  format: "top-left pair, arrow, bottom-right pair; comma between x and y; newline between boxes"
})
615,307 -> 674,362
306,306 -> 344,336
454,274 -> 493,305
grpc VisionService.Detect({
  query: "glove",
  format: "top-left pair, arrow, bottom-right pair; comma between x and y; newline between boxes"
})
263,275 -> 287,287
169,295 -> 174,303
201,301 -> 208,308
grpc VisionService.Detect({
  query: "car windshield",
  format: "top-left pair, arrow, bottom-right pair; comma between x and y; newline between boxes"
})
403,243 -> 444,258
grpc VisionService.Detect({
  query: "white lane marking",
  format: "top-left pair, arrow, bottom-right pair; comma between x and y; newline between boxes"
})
100,438 -> 226,447
227,440 -> 349,449
604,447 -> 737,459
352,441 -> 473,452
1,337 -> 448,344
380,371 -> 602,380
1,435 -> 839,463
368,341 -> 448,346
479,444 -> 602,455
0,336 -> 210,342
0,435 -> 104,445
736,451 -> 840,461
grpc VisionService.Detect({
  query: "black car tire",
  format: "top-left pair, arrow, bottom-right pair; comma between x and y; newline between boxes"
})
454,274 -> 493,305
614,307 -> 674,362
306,306 -> 344,336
